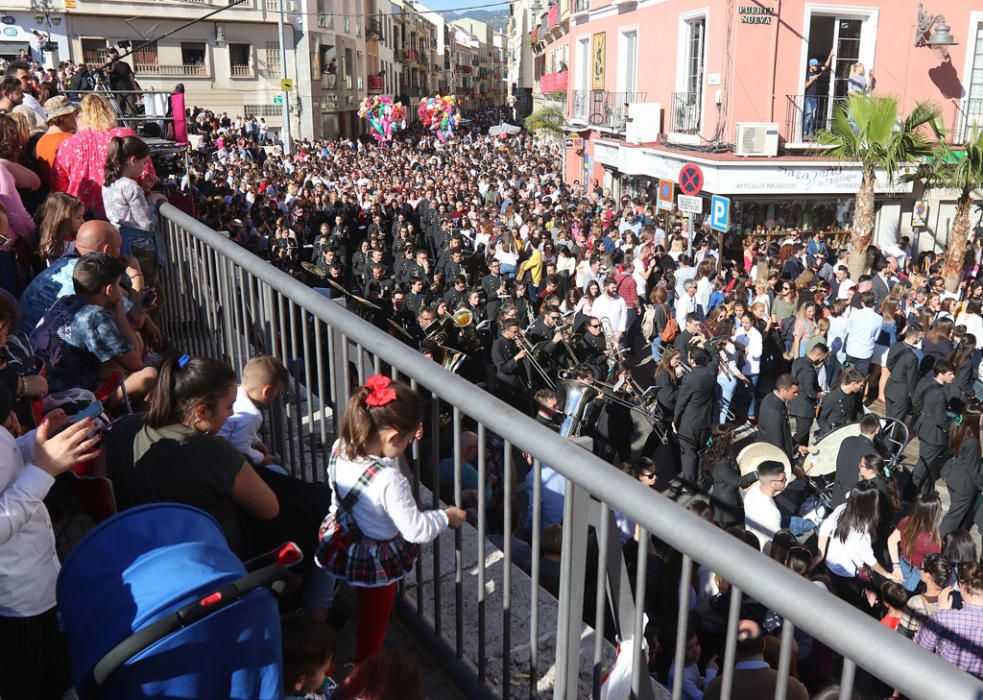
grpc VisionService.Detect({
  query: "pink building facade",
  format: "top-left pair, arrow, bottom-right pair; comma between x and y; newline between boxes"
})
532,0 -> 983,250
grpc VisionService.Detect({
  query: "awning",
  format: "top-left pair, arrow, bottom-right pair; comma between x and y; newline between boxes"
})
0,41 -> 30,59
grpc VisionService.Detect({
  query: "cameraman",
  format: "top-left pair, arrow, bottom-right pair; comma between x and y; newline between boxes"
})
106,48 -> 138,117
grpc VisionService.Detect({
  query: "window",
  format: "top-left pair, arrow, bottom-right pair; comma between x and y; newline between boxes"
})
684,18 -> 705,99
81,38 -> 109,65
265,42 -> 281,77
618,28 -> 637,96
966,21 -> 983,139
229,43 -> 251,77
181,43 -> 207,74
132,41 -> 158,71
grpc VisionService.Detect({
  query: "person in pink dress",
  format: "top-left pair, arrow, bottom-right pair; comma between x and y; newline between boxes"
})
50,93 -> 156,219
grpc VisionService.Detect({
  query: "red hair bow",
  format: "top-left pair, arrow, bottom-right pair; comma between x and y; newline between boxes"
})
364,375 -> 397,407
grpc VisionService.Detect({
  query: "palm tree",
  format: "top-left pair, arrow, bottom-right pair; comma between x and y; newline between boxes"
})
524,106 -> 565,139
909,129 -> 983,291
815,95 -> 941,280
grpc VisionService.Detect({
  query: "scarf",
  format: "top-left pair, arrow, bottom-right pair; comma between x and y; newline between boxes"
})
133,423 -> 199,464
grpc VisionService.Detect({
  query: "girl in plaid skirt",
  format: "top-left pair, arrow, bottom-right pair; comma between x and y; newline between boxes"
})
320,376 -> 466,662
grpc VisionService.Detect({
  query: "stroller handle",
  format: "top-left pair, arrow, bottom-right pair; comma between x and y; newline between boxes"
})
86,542 -> 303,695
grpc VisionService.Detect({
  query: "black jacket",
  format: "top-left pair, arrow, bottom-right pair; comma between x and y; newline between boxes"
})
709,459 -> 759,528
492,335 -> 524,389
832,434 -> 876,507
673,365 -> 717,436
789,357 -> 820,419
942,437 -> 983,495
758,392 -> 793,457
884,341 -> 920,406
913,376 -> 949,447
816,387 -> 860,437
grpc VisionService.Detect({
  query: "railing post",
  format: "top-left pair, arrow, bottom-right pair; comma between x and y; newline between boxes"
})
553,479 -> 590,700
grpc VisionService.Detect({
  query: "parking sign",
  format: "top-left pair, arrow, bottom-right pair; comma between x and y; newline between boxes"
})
710,195 -> 730,232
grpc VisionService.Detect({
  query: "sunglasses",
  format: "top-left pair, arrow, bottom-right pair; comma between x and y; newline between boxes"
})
588,323 -> 601,328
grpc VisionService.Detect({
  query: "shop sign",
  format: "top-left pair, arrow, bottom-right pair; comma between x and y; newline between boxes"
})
564,136 -> 583,149
677,194 -> 702,214
2,27 -> 16,37
912,200 -> 928,227
1,16 -> 15,26
739,5 -> 774,24
273,95 -> 283,105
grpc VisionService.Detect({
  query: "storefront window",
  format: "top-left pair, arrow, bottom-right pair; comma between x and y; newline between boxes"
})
735,197 -> 855,232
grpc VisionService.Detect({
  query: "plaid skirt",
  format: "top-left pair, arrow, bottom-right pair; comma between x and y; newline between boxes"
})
318,530 -> 420,587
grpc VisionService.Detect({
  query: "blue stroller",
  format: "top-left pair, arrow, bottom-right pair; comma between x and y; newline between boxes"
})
57,503 -> 302,699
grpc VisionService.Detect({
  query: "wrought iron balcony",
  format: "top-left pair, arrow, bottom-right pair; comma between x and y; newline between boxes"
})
783,93 -> 846,142
670,91 -> 702,135
570,90 -> 646,132
367,75 -> 384,93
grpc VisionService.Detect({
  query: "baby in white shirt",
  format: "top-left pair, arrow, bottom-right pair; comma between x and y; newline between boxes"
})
218,355 -> 287,471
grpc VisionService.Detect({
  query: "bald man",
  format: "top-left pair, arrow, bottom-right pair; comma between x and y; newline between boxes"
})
19,220 -> 152,333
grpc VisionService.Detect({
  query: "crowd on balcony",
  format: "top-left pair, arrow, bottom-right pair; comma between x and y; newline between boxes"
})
1,53 -> 983,699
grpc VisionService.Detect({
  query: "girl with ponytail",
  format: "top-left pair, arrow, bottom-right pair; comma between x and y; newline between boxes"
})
319,375 -> 466,663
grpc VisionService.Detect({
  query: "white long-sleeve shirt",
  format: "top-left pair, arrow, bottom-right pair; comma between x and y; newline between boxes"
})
0,427 -> 59,617
733,326 -> 763,375
592,293 -> 627,334
217,386 -> 265,466
328,441 -> 448,584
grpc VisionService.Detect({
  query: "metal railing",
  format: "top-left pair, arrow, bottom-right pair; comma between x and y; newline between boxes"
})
784,93 -> 847,143
670,90 -> 702,134
156,202 -> 983,700
570,90 -> 645,131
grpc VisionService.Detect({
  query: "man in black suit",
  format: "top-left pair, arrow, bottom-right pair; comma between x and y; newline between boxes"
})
526,309 -> 566,380
673,313 -> 702,365
831,414 -> 880,507
789,344 -> 829,448
884,322 -> 924,423
673,346 -> 717,488
757,373 -> 801,462
912,359 -> 956,494
816,368 -> 865,437
492,319 -> 529,411
781,244 -> 806,280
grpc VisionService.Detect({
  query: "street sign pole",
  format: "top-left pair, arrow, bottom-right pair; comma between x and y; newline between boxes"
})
277,0 -> 292,155
687,215 -> 694,258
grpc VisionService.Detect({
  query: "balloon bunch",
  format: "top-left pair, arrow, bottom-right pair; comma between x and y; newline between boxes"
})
417,95 -> 461,141
358,95 -> 406,143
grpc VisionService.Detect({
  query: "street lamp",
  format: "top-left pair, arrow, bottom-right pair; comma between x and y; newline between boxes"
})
31,0 -> 61,65
914,3 -> 957,48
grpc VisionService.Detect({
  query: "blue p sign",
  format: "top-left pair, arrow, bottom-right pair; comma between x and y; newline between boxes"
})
710,195 -> 730,232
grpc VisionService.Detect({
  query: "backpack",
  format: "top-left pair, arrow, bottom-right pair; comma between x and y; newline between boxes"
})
660,305 -> 679,343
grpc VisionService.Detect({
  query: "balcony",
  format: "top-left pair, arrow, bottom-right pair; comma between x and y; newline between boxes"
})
134,63 -> 209,77
230,64 -> 252,78
570,90 -> 646,132
366,19 -> 382,40
670,91 -> 702,135
547,3 -> 559,29
367,74 -> 384,93
404,48 -> 417,61
540,69 -> 568,93
783,94 -> 846,143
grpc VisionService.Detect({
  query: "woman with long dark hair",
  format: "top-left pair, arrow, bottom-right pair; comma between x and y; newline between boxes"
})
946,333 -> 979,403
818,481 -> 902,607
887,491 -> 943,592
702,424 -> 758,529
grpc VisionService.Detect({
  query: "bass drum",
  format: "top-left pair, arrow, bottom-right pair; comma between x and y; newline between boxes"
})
804,423 -> 863,477
737,442 -> 792,482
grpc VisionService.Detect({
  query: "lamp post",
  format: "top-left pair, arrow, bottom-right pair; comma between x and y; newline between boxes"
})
277,0 -> 293,155
914,3 -> 958,49
31,0 -> 61,68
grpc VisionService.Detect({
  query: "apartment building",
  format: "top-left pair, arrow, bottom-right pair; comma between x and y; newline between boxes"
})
533,0 -> 983,250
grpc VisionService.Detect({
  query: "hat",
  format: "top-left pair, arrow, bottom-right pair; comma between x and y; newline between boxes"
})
44,95 -> 77,121
809,58 -> 820,67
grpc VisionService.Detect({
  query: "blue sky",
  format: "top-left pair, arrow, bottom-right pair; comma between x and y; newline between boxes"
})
422,0 -> 510,13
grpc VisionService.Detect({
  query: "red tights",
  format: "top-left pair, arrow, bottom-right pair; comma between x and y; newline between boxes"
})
355,582 -> 398,663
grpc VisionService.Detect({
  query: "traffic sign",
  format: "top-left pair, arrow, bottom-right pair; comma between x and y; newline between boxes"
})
678,163 -> 704,196
273,95 -> 283,105
657,179 -> 674,211
280,78 -> 294,92
677,194 -> 703,214
710,194 -> 731,232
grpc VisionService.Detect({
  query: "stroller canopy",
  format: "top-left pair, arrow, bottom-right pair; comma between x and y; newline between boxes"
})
57,503 -> 283,699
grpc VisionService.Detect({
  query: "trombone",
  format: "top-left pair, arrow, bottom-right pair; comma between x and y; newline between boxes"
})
517,329 -> 556,391
558,370 -> 668,444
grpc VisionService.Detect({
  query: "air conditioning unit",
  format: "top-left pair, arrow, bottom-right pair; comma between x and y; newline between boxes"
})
735,122 -> 779,157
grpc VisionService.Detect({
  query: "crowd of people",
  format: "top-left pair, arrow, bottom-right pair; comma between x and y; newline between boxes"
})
1,54 -> 982,699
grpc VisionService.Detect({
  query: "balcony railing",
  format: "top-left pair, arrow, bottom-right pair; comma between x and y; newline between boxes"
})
540,69 -> 568,93
135,63 -> 208,77
367,74 -> 384,93
570,90 -> 645,131
670,90 -> 702,134
783,93 -> 847,143
547,3 -> 559,29
230,64 -> 252,78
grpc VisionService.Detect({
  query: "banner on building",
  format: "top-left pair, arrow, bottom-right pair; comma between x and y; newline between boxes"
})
592,32 -> 605,91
